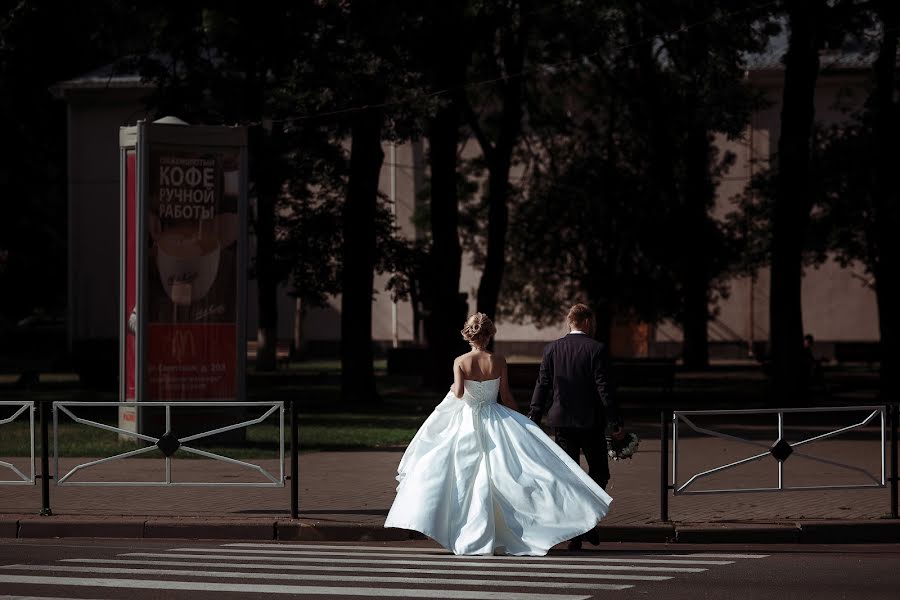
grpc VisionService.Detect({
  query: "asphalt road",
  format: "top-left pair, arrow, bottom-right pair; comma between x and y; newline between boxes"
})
0,538 -> 897,600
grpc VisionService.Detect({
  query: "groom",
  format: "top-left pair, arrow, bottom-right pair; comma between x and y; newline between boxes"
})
529,303 -> 624,551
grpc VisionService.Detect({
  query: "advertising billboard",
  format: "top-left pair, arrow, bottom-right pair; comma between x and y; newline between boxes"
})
119,120 -> 247,432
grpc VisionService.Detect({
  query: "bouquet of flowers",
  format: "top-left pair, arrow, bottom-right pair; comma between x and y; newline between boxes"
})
607,431 -> 640,461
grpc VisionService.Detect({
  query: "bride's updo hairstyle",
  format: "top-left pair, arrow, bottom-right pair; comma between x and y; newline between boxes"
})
461,312 -> 496,349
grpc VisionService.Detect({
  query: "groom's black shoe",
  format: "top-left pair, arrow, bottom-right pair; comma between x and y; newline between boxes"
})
567,538 -> 583,551
584,528 -> 600,546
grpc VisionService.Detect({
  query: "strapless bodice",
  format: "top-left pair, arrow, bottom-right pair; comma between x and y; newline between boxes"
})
462,378 -> 500,406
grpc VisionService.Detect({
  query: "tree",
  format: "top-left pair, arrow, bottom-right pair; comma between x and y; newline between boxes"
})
500,5 -> 683,338
340,99 -> 386,403
499,1 -> 768,353
869,0 -> 900,399
316,0 -> 430,403
132,2 -> 313,372
0,1 -> 138,323
132,2 -> 421,395
621,1 -> 771,368
769,0 -> 826,400
463,1 -> 532,325
809,2 -> 900,398
420,0 -> 473,387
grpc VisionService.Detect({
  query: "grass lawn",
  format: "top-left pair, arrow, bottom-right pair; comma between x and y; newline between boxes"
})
0,361 -> 880,459
0,412 -> 425,459
0,368 -> 433,458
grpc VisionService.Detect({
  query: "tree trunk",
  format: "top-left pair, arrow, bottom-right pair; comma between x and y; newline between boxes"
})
474,6 -> 528,323
424,1 -> 469,388
425,102 -> 466,387
476,154 -> 511,323
679,22 -> 715,370
340,106 -> 385,404
626,12 -> 684,360
770,0 -> 823,402
253,125 -> 278,372
590,297 -> 614,349
291,296 -> 303,360
872,1 -> 900,400
681,121 -> 713,369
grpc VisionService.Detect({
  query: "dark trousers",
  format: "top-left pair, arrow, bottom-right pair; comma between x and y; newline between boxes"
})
554,426 -> 610,490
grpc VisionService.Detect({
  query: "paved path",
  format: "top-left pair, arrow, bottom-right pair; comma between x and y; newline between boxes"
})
0,418 -> 897,542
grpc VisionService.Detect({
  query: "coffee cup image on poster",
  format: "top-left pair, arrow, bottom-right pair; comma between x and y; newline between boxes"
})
147,150 -> 239,323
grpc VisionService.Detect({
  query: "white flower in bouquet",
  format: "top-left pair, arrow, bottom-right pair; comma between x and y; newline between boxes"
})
607,432 -> 640,461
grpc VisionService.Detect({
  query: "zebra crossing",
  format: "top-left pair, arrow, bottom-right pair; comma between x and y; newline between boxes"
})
0,541 -> 769,599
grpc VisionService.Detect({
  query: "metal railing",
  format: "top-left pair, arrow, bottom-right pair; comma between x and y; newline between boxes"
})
659,404 -> 899,521
53,401 -> 284,487
0,401 -> 34,485
674,406 -> 885,494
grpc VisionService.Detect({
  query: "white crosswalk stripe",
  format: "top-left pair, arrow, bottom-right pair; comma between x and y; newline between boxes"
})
179,546 -> 733,565
0,565 -> 631,592
60,558 -> 672,581
119,551 -> 710,572
0,541 -> 771,599
673,553 -> 768,559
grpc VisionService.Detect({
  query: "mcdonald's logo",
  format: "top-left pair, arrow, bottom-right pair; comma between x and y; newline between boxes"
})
170,329 -> 196,362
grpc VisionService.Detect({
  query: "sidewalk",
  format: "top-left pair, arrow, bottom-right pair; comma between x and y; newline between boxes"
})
1,436 -> 898,544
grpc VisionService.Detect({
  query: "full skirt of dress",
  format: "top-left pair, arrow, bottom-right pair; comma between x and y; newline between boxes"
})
384,389 -> 612,556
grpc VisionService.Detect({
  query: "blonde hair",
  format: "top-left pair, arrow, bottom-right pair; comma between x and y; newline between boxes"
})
461,312 -> 496,348
566,303 -> 594,330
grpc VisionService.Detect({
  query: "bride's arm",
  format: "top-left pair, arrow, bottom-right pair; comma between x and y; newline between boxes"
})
451,358 -> 465,399
498,357 -> 515,409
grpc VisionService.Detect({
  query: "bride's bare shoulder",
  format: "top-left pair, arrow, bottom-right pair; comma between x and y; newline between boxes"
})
454,352 -> 475,372
454,351 -> 474,364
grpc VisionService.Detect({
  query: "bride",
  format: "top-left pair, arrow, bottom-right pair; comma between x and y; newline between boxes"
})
384,313 -> 612,556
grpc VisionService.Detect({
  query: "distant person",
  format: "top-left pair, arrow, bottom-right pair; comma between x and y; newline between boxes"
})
803,334 -> 824,389
529,303 -> 625,550
385,312 -> 612,556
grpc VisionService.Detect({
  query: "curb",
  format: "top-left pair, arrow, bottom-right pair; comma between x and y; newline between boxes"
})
675,523 -> 800,544
797,520 -> 900,544
17,517 -> 146,539
0,518 -> 18,538
144,518 -> 277,540
598,524 -> 675,543
1,517 -> 898,544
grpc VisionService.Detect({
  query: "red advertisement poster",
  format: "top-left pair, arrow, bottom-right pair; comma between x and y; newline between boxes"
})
145,148 -> 240,401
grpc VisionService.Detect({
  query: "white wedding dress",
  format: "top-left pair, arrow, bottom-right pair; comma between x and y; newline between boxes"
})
384,378 -> 612,556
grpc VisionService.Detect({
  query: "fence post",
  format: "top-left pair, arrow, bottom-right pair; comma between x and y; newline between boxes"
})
39,400 -> 52,516
891,403 -> 898,520
660,410 -> 669,522
290,398 -> 299,519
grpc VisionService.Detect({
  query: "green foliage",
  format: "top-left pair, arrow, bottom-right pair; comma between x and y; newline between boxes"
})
6,0 -> 884,362
499,1 -> 773,330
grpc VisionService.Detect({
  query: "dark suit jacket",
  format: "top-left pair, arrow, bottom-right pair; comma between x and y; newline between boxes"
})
529,332 -> 621,429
